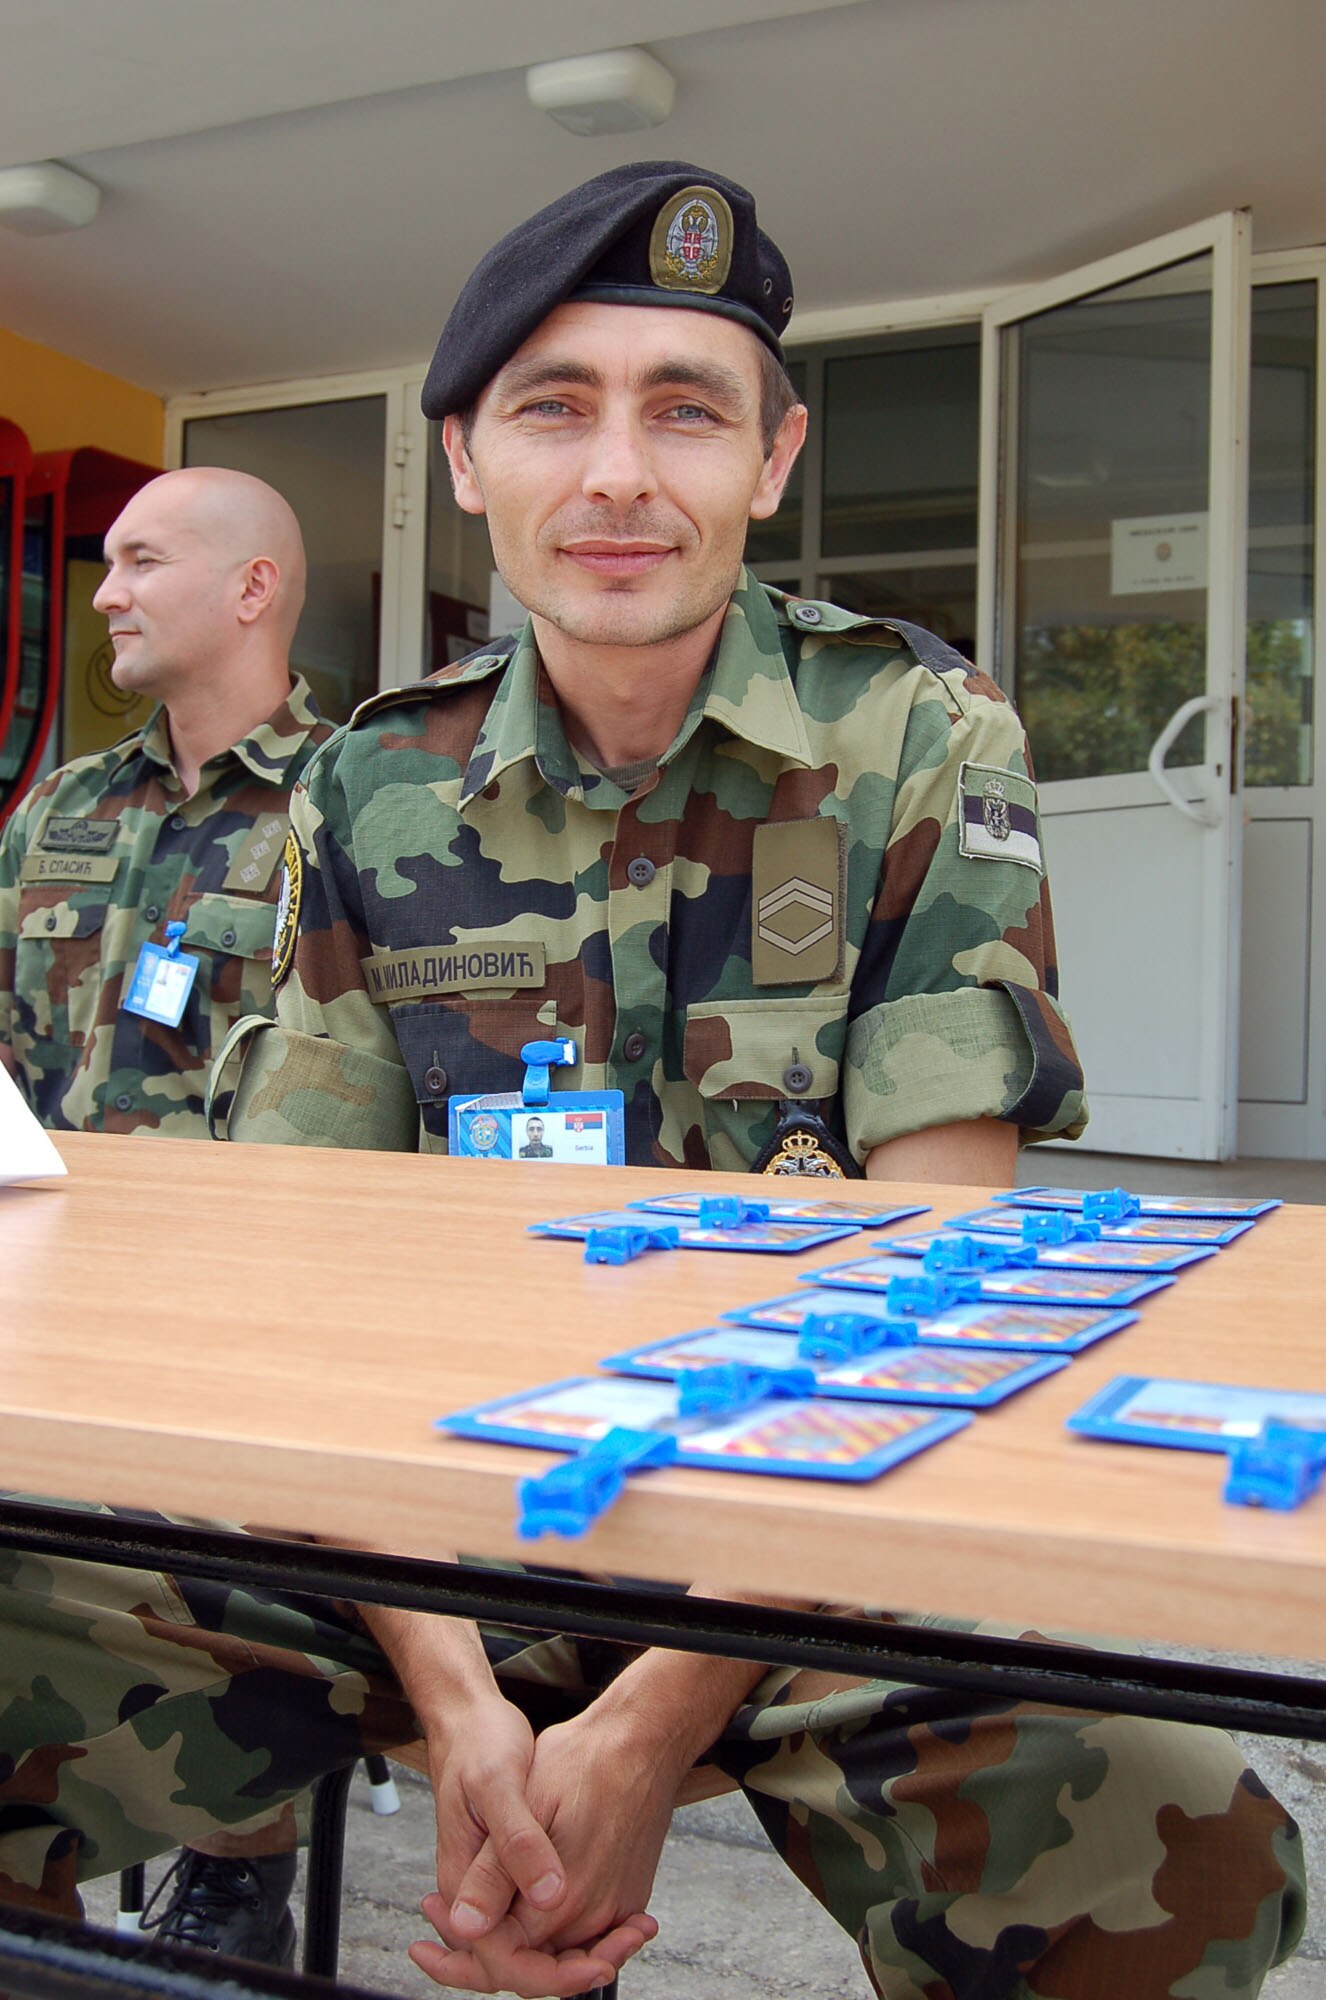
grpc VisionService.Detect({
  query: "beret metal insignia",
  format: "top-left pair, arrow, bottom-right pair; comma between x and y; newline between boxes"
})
271,831 -> 302,987
650,185 -> 733,295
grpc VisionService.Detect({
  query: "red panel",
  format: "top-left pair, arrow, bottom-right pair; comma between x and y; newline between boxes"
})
0,419 -> 34,785
0,447 -> 159,822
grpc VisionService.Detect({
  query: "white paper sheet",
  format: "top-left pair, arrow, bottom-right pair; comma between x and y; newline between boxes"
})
0,1063 -> 67,1185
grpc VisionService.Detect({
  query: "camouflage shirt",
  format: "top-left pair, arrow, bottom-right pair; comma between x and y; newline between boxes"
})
226,578 -> 1085,1167
0,678 -> 331,1134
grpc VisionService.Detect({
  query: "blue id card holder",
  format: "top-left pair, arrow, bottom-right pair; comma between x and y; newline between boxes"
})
449,1037 -> 626,1164
122,920 -> 199,1027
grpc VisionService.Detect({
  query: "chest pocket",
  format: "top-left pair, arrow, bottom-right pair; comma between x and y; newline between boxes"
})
682,995 -> 846,1173
392,1000 -> 538,1144
183,892 -> 277,1019
16,891 -> 111,1047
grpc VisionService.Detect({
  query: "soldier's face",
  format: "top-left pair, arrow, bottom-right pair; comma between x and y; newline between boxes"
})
443,303 -> 805,652
93,485 -> 240,696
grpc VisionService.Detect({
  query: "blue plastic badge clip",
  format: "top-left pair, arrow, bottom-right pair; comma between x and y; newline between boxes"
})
886,1273 -> 979,1318
797,1312 -> 918,1364
519,1037 -> 577,1107
1225,1420 -> 1326,1511
517,1426 -> 679,1539
164,919 -> 187,954
924,1233 -> 1032,1275
583,1222 -> 680,1265
697,1196 -> 771,1229
1082,1187 -> 1142,1224
676,1363 -> 817,1419
1022,1211 -> 1101,1247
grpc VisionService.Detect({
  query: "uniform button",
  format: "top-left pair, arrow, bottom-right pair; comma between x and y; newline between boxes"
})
45,912 -> 58,931
627,856 -> 655,888
792,603 -> 822,627
169,814 -> 186,831
622,1031 -> 647,1064
220,928 -> 237,949
783,1061 -> 814,1094
114,1094 -> 133,1113
145,905 -> 161,924
423,1065 -> 448,1096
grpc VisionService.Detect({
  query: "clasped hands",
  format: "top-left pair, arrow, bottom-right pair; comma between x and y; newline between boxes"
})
410,1692 -> 678,1997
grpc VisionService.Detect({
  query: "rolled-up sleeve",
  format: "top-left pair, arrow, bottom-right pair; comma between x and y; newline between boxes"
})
843,685 -> 1087,1157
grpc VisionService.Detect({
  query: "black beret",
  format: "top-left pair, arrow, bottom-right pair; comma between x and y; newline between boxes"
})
421,160 -> 793,420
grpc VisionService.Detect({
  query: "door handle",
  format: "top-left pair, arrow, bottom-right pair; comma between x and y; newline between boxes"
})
1146,694 -> 1222,828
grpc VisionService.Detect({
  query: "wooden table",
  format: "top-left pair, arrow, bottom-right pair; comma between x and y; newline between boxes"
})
2,1131 -> 1323,1664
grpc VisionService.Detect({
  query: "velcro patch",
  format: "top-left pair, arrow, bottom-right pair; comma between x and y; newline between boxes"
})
361,942 -> 546,1003
752,818 -> 844,985
957,762 -> 1043,872
40,817 -> 117,854
222,813 -> 289,893
21,852 -> 119,885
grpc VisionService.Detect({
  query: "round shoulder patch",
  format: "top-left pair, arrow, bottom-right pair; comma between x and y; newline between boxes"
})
271,831 -> 303,987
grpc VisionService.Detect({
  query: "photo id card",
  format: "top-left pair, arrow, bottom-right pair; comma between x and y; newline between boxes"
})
1068,1375 -> 1326,1452
121,940 -> 200,1027
805,1255 -> 1176,1309
947,1203 -> 1253,1248
529,1208 -> 860,1253
882,1228 -> 1215,1275
450,1091 -> 625,1165
997,1187 -> 1282,1221
725,1286 -> 1138,1353
600,1323 -> 1069,1406
438,1373 -> 969,1481
628,1192 -> 930,1230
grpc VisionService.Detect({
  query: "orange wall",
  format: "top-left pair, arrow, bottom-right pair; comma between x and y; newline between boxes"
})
0,327 -> 164,464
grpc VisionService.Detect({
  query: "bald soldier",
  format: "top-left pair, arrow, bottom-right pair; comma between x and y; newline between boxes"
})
0,467 -> 331,1131
0,172 -> 1306,2000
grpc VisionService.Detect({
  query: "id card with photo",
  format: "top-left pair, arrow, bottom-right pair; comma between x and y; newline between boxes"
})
1068,1375 -> 1326,1452
629,1192 -> 930,1230
601,1323 -> 1069,1407
121,940 -> 200,1027
882,1228 -> 1215,1275
438,1373 -> 969,1481
997,1186 -> 1282,1221
450,1091 -> 625,1165
948,1203 -> 1253,1248
806,1254 -> 1175,1309
726,1286 -> 1138,1353
530,1208 -> 860,1253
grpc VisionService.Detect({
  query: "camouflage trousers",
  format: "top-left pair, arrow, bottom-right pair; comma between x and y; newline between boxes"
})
0,1532 -> 1307,2000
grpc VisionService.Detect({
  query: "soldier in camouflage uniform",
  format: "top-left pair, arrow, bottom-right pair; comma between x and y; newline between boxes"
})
0,167 -> 1306,1997
0,465 -> 331,1134
0,464 -> 332,1964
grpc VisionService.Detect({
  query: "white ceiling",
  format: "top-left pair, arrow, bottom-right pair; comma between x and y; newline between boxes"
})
2,0 -> 1325,399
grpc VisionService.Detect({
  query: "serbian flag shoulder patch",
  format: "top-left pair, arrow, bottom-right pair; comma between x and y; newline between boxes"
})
957,762 -> 1043,873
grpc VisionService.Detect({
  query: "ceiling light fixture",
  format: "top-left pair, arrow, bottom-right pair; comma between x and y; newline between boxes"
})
0,161 -> 101,235
525,48 -> 675,137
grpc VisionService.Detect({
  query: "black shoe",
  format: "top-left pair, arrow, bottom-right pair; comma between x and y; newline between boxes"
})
142,1849 -> 298,1966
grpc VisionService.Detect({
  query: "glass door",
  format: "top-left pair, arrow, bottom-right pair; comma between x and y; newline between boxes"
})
979,213 -> 1252,1159
182,393 -> 393,722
